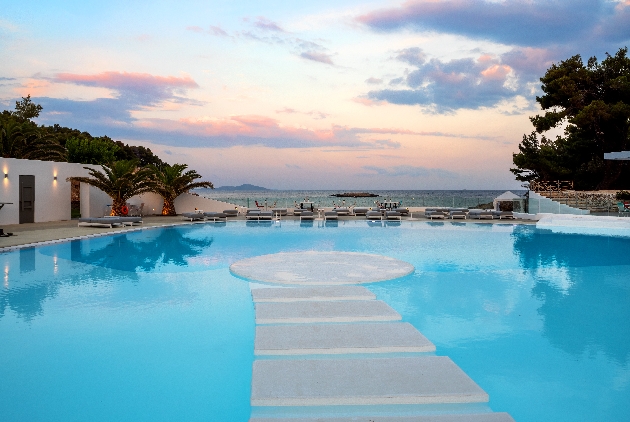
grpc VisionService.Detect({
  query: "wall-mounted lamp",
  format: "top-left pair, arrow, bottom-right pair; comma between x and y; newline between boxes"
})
4,173 -> 7,179
53,176 -> 57,181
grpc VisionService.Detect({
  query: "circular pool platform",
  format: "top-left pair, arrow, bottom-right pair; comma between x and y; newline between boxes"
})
230,251 -> 414,285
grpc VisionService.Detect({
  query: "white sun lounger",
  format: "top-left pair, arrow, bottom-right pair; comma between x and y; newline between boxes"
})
469,209 -> 494,219
491,210 -> 515,219
449,210 -> 468,219
78,217 -> 124,228
324,211 -> 338,220
204,212 -> 227,222
300,211 -> 315,220
366,210 -> 382,220
119,216 -> 143,226
385,210 -> 402,220
181,212 -> 204,221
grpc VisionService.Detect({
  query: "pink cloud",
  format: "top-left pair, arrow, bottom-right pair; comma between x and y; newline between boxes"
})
54,71 -> 198,91
51,71 -> 200,107
209,25 -> 229,36
481,64 -> 512,81
253,17 -> 286,33
186,26 -> 204,33
300,51 -> 334,65
352,97 -> 386,107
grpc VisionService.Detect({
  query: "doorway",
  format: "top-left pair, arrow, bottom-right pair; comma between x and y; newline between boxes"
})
19,175 -> 35,224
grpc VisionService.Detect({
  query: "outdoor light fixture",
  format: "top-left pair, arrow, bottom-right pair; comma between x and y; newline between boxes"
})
54,176 -> 57,181
4,173 -> 7,179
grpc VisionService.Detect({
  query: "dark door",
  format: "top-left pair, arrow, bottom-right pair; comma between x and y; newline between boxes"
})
19,175 -> 35,224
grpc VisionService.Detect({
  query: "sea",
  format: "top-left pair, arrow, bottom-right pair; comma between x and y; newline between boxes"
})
195,189 -> 526,209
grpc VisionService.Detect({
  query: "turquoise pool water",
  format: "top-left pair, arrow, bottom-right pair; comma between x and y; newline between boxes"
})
1,221 -> 629,421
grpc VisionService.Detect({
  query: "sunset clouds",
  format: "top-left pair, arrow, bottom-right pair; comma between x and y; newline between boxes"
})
0,0 -> 628,188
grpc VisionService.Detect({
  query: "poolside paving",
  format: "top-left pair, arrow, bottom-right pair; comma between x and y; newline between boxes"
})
255,300 -> 402,324
255,322 -> 435,355
251,356 -> 489,406
251,286 -> 376,302
250,414 -> 516,422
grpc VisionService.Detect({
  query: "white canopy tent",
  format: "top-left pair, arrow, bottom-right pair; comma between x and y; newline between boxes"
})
493,191 -> 524,211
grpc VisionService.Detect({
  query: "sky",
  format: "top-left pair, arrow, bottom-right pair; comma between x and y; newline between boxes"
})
1,0 -> 629,189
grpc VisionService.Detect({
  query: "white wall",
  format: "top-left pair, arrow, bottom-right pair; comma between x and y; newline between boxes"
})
0,158 -> 100,225
528,191 -> 590,215
173,193 -> 240,214
80,184 -> 111,218
0,158 -> 239,223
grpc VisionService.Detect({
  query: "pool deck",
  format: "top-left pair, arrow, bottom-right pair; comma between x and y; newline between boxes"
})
0,214 -> 534,251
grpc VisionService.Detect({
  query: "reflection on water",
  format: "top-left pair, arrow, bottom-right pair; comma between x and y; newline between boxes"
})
20,248 -> 35,273
0,227 -> 214,321
512,226 -> 630,364
67,227 -> 213,272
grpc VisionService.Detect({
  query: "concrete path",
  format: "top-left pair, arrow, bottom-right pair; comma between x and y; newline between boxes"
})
250,414 -> 515,422
255,322 -> 435,355
252,286 -> 376,302
245,255 -> 514,421
255,300 -> 401,324
251,356 -> 489,406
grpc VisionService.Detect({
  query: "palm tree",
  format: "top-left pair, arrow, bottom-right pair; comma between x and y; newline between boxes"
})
68,160 -> 157,216
150,163 -> 214,215
0,119 -> 66,161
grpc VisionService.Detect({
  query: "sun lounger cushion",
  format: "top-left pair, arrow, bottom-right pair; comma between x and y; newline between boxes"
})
353,207 -> 369,216
181,212 -> 204,221
223,209 -> 238,217
300,211 -> 315,220
366,211 -> 382,220
118,216 -> 143,225
204,212 -> 227,220
491,210 -> 514,219
449,211 -> 467,219
78,217 -> 124,227
469,209 -> 493,219
259,211 -> 273,220
385,211 -> 401,220
324,211 -> 338,220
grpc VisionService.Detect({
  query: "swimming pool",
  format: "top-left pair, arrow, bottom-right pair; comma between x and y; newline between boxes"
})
1,221 -> 628,421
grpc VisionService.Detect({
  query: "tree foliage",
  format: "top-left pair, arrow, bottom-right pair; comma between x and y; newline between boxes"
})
1,96 -> 166,167
66,137 -> 119,165
13,95 -> 43,121
511,47 -> 630,190
68,160 -> 157,216
150,163 -> 214,215
0,112 -> 66,161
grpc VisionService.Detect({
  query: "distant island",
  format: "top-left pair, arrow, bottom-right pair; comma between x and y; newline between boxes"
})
213,184 -> 270,191
331,192 -> 378,198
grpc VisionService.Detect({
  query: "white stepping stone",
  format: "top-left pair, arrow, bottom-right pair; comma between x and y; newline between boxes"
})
231,251 -> 414,285
251,356 -> 489,406
251,286 -> 376,302
255,301 -> 401,324
255,322 -> 435,355
249,414 -> 515,422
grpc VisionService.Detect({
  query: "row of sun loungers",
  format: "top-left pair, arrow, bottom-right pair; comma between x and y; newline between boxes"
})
424,208 -> 514,220
78,216 -> 143,227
